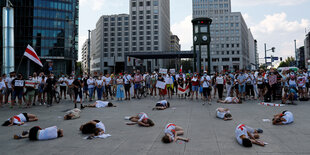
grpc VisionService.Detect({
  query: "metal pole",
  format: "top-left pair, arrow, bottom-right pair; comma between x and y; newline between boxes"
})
88,30 -> 91,74
27,59 -> 30,77
264,43 -> 267,68
294,40 -> 297,67
207,44 -> 211,74
198,44 -> 201,74
193,45 -> 197,73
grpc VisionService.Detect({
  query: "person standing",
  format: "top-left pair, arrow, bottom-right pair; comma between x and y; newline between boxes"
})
73,75 -> 84,109
157,74 -> 166,100
237,71 -> 247,100
123,72 -> 132,100
32,72 -> 40,106
66,76 -> 75,101
150,72 -> 157,97
45,73 -> 57,107
95,76 -> 104,100
225,73 -> 233,97
105,73 -> 113,100
268,70 -> 278,101
200,71 -> 212,105
191,73 -> 200,100
82,74 -> 89,100
11,74 -> 24,108
87,75 -> 95,102
58,73 -> 67,100
4,72 -> 14,105
0,76 -> 5,107
165,72 -> 174,99
216,73 -> 224,100
25,76 -> 36,108
133,70 -> 143,99
116,74 -> 125,101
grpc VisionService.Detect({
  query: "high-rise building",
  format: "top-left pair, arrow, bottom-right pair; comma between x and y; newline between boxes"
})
81,39 -> 89,73
129,0 -> 171,71
192,0 -> 251,72
297,46 -> 305,69
254,40 -> 259,69
248,29 -> 256,70
170,33 -> 181,51
0,0 -> 79,75
305,32 -> 310,69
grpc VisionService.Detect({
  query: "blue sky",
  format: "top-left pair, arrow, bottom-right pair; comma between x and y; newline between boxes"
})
78,0 -> 310,64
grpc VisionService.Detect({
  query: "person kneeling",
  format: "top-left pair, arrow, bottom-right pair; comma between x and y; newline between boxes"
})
64,108 -> 81,120
235,124 -> 265,147
126,112 -> 154,127
3,113 -> 38,126
14,126 -> 63,140
152,100 -> 170,110
217,97 -> 242,104
216,107 -> 232,121
272,111 -> 294,125
162,123 -> 189,143
85,101 -> 116,108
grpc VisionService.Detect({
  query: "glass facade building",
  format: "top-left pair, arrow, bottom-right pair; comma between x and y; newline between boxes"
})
1,0 -> 79,75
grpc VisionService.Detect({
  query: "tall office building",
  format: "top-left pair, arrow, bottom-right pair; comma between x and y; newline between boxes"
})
129,0 -> 170,71
193,0 -> 251,72
0,0 -> 79,75
170,33 -> 181,51
305,32 -> 310,69
81,39 -> 89,73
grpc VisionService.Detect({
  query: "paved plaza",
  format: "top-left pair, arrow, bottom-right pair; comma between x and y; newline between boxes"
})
0,97 -> 310,155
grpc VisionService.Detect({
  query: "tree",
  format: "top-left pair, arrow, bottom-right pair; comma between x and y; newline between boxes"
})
278,56 -> 295,67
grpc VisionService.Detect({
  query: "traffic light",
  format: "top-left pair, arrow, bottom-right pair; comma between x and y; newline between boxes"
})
280,57 -> 282,61
271,47 -> 275,52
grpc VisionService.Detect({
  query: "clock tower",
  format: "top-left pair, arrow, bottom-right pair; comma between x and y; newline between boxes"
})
192,18 -> 212,74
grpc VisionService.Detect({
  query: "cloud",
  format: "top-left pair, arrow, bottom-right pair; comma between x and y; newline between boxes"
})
80,0 -> 105,11
171,15 -> 193,50
233,0 -> 309,6
247,13 -> 310,62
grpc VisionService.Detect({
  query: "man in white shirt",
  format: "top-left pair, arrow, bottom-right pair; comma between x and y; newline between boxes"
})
4,72 -> 14,104
200,71 -> 211,105
235,124 -> 265,147
58,74 -> 68,100
123,72 -> 132,100
87,76 -> 95,101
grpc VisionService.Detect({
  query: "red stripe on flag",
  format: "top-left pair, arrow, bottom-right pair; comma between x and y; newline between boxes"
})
25,48 -> 42,64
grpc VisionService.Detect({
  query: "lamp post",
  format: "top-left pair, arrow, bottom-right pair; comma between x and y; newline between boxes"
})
192,18 -> 212,74
88,30 -> 91,74
264,43 -> 275,68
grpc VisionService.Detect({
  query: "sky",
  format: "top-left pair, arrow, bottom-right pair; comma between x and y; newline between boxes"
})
78,0 -> 310,64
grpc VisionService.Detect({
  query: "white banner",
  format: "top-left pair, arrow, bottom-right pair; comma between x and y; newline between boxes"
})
156,81 -> 166,89
159,68 -> 168,74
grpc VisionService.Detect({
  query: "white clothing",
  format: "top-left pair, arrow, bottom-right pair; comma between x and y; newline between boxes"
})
164,123 -> 176,141
87,79 -> 95,89
235,124 -> 249,145
138,112 -> 149,122
9,113 -> 27,125
4,77 -> 12,88
216,76 -> 224,84
96,79 -> 105,87
157,100 -> 167,106
201,76 -> 211,88
257,77 -> 263,85
38,126 -> 58,140
58,77 -> 67,86
95,101 -> 109,108
65,108 -> 81,119
165,76 -> 173,84
14,80 -> 24,87
216,108 -> 230,119
123,75 -> 132,84
0,81 -> 5,90
96,122 -> 106,133
105,77 -> 112,85
282,111 -> 294,124
67,79 -> 74,85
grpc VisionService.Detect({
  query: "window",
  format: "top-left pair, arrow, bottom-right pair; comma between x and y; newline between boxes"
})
139,11 -> 144,14
132,2 -> 136,7
232,58 -> 240,61
140,47 -> 144,50
231,44 -> 234,48
154,1 -> 158,6
226,44 -> 229,48
132,11 -> 136,15
118,53 -> 122,57
146,1 -> 151,6
232,51 -> 234,54
139,2 -> 143,7
139,16 -> 143,20
132,16 -> 136,20
237,51 -> 240,54
222,58 -> 230,62
226,51 -> 229,54
236,44 -> 239,47
146,10 -> 151,14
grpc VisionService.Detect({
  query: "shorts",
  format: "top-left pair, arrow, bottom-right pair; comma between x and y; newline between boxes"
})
134,83 -> 141,90
202,87 -> 211,97
67,87 -> 74,95
5,88 -> 12,96
26,90 -> 35,101
239,84 -> 246,93
29,126 -> 41,140
257,84 -> 264,89
83,86 -> 88,91
166,84 -> 173,90
60,86 -> 67,92
145,83 -> 150,89
192,85 -> 199,92
13,89 -> 23,100
23,113 -> 29,122
156,103 -> 163,107
74,90 -> 82,100
125,84 -> 131,91
298,86 -> 306,90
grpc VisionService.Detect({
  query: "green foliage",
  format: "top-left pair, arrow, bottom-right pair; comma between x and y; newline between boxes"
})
278,56 -> 295,67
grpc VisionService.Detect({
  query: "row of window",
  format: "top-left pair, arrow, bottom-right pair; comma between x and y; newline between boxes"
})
194,9 -> 229,15
193,3 -> 229,9
132,46 -> 158,51
132,9 -> 159,15
211,23 -> 239,28
132,1 -> 158,7
104,27 -> 129,32
210,37 -> 240,42
132,25 -> 158,30
132,15 -> 158,20
103,17 -> 129,22
211,29 -> 240,35
212,50 -> 240,55
34,1 -> 73,11
132,20 -> 158,25
132,31 -> 158,35
211,57 -> 240,62
103,22 -> 129,27
193,0 -> 229,3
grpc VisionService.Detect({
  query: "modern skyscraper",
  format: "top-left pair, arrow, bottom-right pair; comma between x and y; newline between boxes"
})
0,0 -> 79,75
170,33 -> 181,51
129,0 -> 170,71
192,0 -> 251,72
305,32 -> 310,68
81,39 -> 89,73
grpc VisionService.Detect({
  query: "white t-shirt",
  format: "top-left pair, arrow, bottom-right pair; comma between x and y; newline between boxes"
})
216,108 -> 230,119
9,113 -> 27,125
96,122 -> 106,133
95,101 -> 109,108
157,100 -> 167,106
38,126 -> 58,140
282,111 -> 294,124
4,77 -> 13,89
96,79 -> 104,87
138,112 -> 149,122
87,78 -> 95,88
201,76 -> 211,88
0,81 -> 5,90
123,75 -> 132,84
235,124 -> 249,145
58,77 -> 67,86
164,123 -> 176,141
67,79 -> 74,85
105,77 -> 111,85
216,76 -> 224,84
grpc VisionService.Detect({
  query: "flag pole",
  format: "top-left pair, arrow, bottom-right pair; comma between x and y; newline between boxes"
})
27,59 -> 30,77
16,55 -> 25,74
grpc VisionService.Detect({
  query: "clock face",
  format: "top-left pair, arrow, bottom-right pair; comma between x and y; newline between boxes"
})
194,36 -> 197,42
202,35 -> 208,41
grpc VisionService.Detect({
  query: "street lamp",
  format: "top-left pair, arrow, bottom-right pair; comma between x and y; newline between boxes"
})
264,43 -> 275,68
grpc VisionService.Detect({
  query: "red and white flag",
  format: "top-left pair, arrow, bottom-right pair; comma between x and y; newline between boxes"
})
178,85 -> 189,95
179,65 -> 182,73
24,45 -> 43,67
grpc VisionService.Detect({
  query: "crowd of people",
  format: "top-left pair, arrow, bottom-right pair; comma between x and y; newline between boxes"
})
0,67 -> 302,148
0,68 -> 309,108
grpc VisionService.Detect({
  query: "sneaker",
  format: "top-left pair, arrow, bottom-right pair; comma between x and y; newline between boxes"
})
14,135 -> 22,139
22,131 -> 29,136
256,128 -> 263,133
